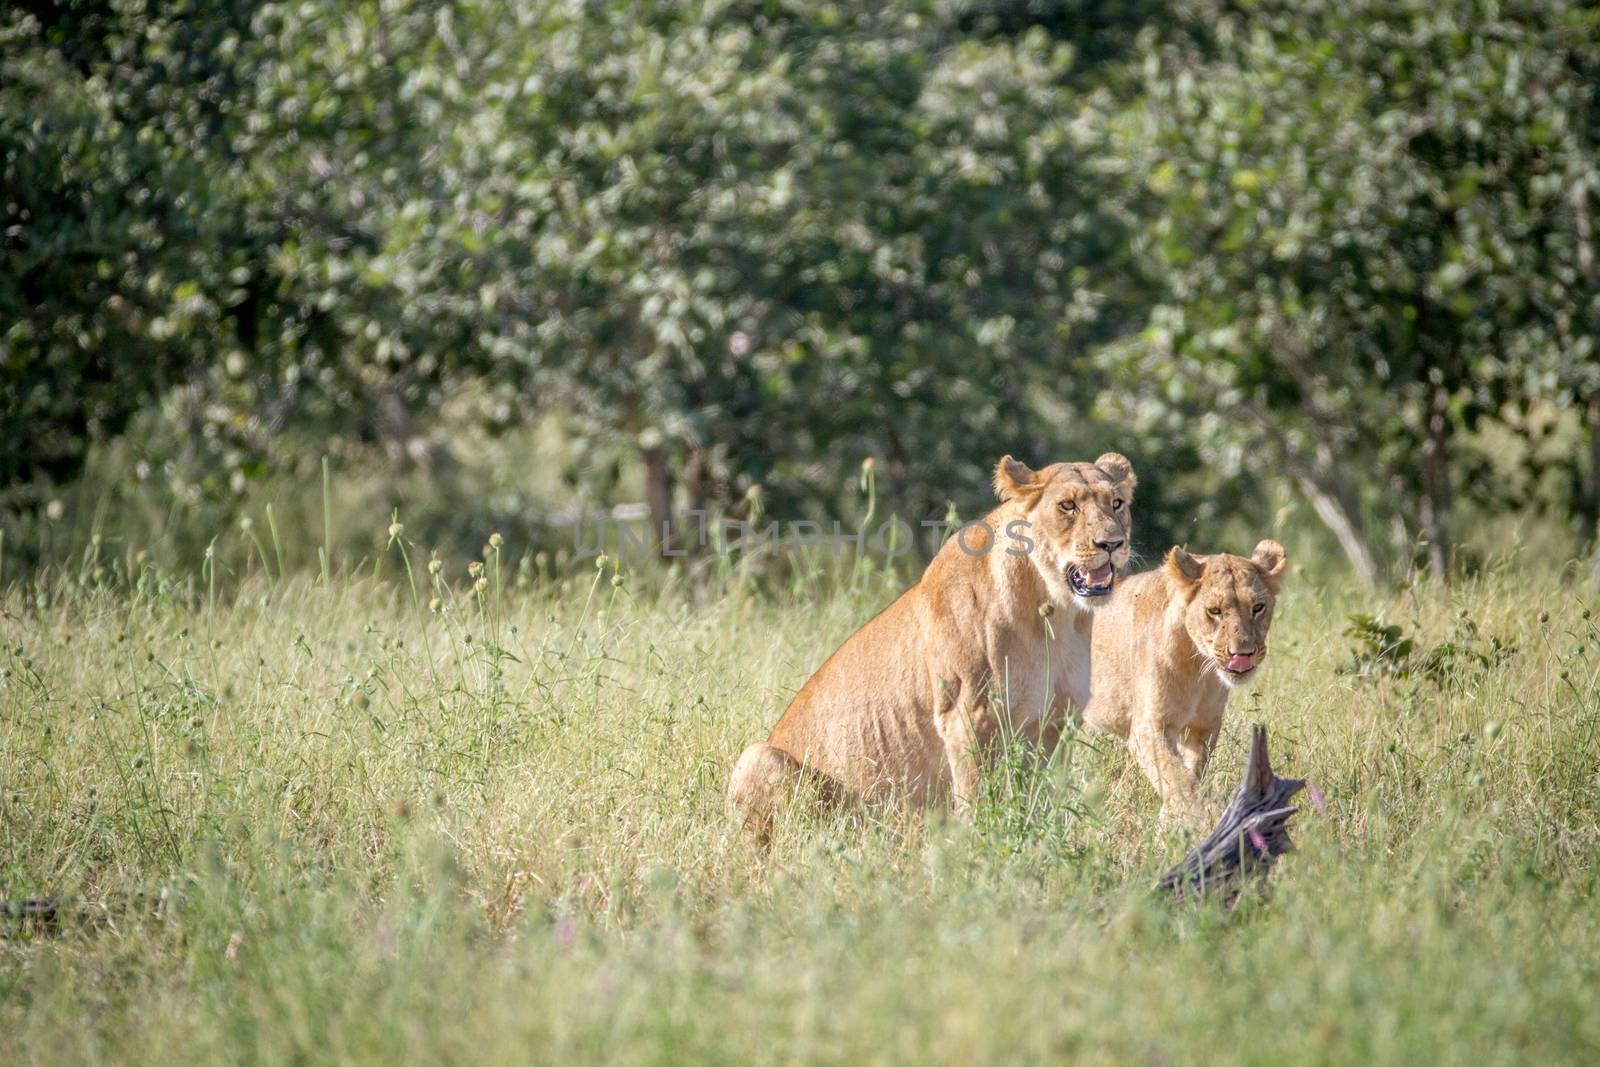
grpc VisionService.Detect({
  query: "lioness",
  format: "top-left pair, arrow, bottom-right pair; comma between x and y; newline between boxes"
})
727,453 -> 1136,841
1082,540 -> 1287,828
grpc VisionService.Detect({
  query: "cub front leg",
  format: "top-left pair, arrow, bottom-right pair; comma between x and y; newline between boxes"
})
1177,724 -> 1218,783
1128,718 -> 1210,830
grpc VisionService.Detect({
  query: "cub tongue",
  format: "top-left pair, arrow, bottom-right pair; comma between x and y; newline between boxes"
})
1086,564 -> 1114,586
1227,653 -> 1255,672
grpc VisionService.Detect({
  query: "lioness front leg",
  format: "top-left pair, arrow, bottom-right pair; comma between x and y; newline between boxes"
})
1033,700 -> 1080,762
1129,719 -> 1210,830
934,695 -> 999,815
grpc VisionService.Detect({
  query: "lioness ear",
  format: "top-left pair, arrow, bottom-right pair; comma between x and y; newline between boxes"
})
1166,545 -> 1204,589
1251,538 -> 1288,593
992,455 -> 1037,502
1094,452 -> 1136,495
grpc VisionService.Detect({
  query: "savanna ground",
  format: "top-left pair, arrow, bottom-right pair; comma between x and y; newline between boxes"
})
2,526 -> 1599,1065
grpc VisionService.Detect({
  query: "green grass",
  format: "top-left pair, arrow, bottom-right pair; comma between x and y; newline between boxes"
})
2,540 -> 1599,1065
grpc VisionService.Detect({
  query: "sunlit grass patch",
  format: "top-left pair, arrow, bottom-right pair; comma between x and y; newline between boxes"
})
2,558 -> 1598,1064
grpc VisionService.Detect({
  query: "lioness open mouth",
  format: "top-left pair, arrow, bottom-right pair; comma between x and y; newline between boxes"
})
1067,563 -> 1115,597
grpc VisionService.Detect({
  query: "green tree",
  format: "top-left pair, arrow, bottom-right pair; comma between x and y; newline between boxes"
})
1110,0 -> 1600,583
1,10 -> 216,490
440,2 -> 1147,545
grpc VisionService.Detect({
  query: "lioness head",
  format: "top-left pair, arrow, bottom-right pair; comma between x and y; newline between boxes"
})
1165,540 -> 1288,687
993,452 -> 1136,611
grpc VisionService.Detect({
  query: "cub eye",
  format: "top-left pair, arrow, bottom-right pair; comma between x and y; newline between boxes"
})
1252,603 -> 1266,615
1058,500 -> 1078,515
1206,606 -> 1222,618
1112,498 -> 1125,511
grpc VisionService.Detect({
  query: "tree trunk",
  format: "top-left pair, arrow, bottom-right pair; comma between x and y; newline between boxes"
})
1246,397 -> 1382,587
682,446 -> 711,555
1573,180 -> 1598,585
641,445 -> 676,557
1581,398 -> 1600,532
1289,468 -> 1380,588
1585,399 -> 1600,590
1418,381 -> 1452,584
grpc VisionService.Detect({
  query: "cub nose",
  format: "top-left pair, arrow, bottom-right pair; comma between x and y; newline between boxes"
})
1093,537 -> 1125,553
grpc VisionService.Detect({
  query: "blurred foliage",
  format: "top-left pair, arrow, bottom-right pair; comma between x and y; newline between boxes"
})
1340,609 -> 1516,689
1109,0 -> 1600,581
3,0 -> 1599,580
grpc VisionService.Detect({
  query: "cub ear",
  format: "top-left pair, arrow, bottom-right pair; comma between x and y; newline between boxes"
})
1166,545 -> 1205,589
992,455 -> 1037,502
1251,538 -> 1288,593
1094,452 -> 1136,494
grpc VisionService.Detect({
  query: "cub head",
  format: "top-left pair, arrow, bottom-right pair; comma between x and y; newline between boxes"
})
993,452 -> 1136,611
1165,539 -> 1288,687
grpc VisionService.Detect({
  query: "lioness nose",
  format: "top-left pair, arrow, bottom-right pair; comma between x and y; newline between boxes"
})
1094,537 -> 1125,553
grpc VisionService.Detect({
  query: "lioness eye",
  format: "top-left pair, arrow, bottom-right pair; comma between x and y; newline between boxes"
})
1207,606 -> 1222,618
1113,498 -> 1125,510
1058,500 -> 1078,515
1252,603 -> 1265,615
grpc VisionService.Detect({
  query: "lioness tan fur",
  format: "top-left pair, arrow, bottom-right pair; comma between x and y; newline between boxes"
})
1082,540 -> 1288,828
727,453 -> 1136,841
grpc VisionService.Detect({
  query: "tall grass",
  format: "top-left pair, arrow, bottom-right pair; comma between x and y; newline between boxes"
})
2,528 -> 1599,1064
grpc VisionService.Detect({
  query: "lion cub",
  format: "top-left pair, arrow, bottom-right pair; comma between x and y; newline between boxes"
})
1082,540 -> 1287,828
